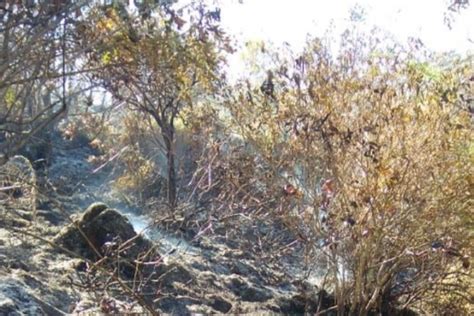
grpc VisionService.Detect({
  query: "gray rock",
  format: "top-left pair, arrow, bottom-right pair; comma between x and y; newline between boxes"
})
54,203 -> 154,264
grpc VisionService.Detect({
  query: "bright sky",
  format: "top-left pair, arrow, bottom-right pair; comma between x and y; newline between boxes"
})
219,0 -> 473,50
217,0 -> 473,75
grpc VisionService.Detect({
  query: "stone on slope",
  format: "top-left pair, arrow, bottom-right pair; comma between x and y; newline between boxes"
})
54,202 -> 154,263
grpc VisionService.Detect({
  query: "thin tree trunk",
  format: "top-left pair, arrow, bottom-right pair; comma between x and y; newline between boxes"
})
162,125 -> 177,208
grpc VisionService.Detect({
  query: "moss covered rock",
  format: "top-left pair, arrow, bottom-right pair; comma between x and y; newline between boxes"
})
54,203 -> 155,263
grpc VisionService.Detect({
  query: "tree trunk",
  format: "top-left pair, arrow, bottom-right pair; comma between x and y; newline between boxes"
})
162,125 -> 177,208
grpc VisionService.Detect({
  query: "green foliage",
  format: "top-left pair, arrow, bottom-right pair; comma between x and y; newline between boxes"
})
3,87 -> 16,109
81,1 -> 230,206
114,147 -> 161,200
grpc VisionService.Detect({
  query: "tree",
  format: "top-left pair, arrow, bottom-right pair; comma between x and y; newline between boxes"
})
445,0 -> 471,28
82,1 -> 230,207
0,1 -> 92,164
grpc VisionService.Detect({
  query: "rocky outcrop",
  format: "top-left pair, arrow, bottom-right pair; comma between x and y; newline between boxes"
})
54,203 -> 156,264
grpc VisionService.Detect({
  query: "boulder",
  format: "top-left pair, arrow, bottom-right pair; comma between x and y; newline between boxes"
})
54,203 -> 154,263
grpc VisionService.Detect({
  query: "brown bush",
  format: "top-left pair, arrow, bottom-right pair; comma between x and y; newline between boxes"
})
201,32 -> 473,314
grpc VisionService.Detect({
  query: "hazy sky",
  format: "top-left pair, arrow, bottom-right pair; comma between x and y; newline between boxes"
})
214,0 -> 473,79
218,0 -> 473,52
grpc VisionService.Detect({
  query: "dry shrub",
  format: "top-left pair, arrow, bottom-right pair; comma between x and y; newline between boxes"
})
119,112 -> 155,154
59,112 -> 112,152
114,148 -> 164,202
203,32 -> 473,314
0,155 -> 37,221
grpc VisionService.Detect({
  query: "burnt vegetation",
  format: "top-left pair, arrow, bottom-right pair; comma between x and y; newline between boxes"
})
0,0 -> 472,315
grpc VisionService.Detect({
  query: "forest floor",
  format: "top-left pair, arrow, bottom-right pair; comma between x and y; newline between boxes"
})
0,134 -> 330,315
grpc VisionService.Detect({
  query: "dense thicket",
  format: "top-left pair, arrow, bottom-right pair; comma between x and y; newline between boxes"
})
212,34 -> 473,314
